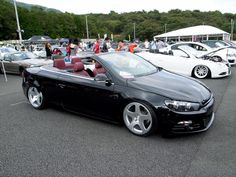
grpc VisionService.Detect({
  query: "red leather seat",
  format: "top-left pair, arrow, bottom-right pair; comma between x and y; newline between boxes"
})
71,57 -> 82,64
53,58 -> 74,69
53,59 -> 66,69
73,62 -> 90,77
93,62 -> 106,76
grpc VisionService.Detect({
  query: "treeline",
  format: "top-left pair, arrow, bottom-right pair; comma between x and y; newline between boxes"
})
0,0 -> 235,41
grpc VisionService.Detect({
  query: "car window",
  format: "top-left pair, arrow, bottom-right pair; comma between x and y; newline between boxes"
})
172,49 -> 189,58
192,44 -> 207,51
12,52 -> 38,60
99,52 -> 157,78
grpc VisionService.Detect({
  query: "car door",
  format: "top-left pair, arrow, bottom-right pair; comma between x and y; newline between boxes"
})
161,50 -> 193,76
58,72 -> 121,121
36,70 -> 61,103
3,54 -> 19,73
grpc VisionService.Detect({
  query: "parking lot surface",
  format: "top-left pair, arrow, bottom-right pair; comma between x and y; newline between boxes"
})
0,68 -> 236,177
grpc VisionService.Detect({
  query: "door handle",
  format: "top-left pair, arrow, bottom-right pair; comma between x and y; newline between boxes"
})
58,83 -> 66,88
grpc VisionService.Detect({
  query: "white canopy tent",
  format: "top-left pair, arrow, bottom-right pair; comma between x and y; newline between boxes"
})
154,25 -> 231,42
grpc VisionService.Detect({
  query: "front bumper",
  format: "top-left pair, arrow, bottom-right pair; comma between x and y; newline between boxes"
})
157,96 -> 215,134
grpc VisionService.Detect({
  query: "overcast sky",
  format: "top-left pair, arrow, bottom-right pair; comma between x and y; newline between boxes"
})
16,0 -> 236,14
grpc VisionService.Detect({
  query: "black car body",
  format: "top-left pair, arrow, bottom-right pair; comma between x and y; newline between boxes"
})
22,52 -> 214,136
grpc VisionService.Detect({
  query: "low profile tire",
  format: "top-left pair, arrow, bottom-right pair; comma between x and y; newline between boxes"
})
123,102 -> 157,136
27,86 -> 46,109
193,65 -> 209,79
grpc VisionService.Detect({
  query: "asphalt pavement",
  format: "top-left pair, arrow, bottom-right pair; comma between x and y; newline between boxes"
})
0,68 -> 236,177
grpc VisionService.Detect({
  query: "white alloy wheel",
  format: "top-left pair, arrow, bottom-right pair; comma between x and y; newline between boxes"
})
123,102 -> 154,136
28,87 -> 44,109
194,65 -> 209,79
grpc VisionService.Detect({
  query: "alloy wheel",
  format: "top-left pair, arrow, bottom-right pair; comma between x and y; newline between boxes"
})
28,87 -> 43,108
194,65 -> 209,79
123,102 -> 153,135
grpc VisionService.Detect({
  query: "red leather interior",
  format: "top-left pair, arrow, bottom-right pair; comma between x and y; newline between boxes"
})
71,57 -> 82,64
53,58 -> 74,69
93,62 -> 106,76
73,62 -> 90,77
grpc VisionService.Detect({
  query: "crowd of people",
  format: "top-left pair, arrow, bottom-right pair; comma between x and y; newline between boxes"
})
3,37 -> 167,60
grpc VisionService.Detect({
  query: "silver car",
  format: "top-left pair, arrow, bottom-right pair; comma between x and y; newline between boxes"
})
0,51 -> 52,75
0,47 -> 17,59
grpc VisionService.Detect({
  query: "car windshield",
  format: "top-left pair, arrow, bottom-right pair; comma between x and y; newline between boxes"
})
13,52 -> 38,60
0,47 -> 16,53
99,52 -> 157,78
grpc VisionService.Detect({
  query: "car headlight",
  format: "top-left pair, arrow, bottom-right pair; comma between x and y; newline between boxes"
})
164,100 -> 200,112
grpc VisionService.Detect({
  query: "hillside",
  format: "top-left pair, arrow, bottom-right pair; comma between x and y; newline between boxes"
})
6,0 -> 62,13
0,0 -> 235,41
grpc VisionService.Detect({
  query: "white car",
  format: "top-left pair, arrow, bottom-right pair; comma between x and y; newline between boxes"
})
160,42 -> 236,66
33,47 -> 46,58
137,48 -> 231,79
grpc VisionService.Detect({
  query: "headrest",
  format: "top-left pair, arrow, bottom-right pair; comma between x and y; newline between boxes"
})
95,62 -> 102,68
74,62 -> 84,72
53,59 -> 65,69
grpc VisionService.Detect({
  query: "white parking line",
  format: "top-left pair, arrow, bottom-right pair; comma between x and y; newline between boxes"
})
0,91 -> 19,97
10,101 -> 29,106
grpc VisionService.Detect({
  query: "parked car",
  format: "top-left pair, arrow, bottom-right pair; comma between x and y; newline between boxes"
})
201,40 -> 236,49
22,52 -> 215,136
137,46 -> 231,79
0,51 -> 52,75
0,47 -> 17,59
160,41 -> 236,65
33,46 -> 46,58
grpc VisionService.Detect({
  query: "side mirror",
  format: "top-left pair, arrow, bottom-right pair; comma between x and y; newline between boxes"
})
94,74 -> 113,86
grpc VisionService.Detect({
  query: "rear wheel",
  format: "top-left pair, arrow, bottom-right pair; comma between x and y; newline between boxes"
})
27,86 -> 46,109
123,102 -> 157,136
193,65 -> 210,79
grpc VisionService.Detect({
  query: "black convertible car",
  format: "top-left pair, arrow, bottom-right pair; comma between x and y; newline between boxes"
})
22,52 -> 215,136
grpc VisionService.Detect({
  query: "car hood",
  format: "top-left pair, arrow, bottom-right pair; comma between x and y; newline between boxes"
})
197,46 -> 229,58
14,59 -> 53,66
128,70 -> 211,103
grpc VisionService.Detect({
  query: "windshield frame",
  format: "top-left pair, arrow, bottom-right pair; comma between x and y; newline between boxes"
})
98,52 -> 158,78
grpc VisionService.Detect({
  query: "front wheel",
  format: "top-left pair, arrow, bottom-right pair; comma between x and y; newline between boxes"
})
27,86 -> 46,109
193,65 -> 210,79
123,102 -> 157,136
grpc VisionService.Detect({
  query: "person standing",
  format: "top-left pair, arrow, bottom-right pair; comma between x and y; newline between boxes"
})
144,39 -> 150,49
45,42 -> 52,59
66,43 -> 71,56
156,39 -> 166,50
93,38 -> 100,54
116,40 -> 128,51
102,37 -> 110,52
